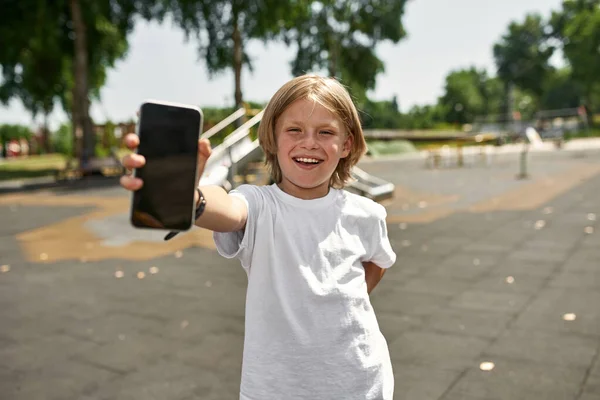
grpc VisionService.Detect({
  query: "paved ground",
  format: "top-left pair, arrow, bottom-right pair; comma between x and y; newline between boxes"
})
1,147 -> 600,400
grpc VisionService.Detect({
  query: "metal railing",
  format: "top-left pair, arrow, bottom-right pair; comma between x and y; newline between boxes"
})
200,109 -> 264,188
202,108 -> 246,140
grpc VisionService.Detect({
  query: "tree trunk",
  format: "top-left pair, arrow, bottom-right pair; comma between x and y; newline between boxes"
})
70,0 -> 95,168
584,92 -> 595,129
502,81 -> 515,127
233,15 -> 243,110
71,86 -> 81,159
0,134 -> 6,158
232,12 -> 244,128
42,113 -> 51,153
327,34 -> 338,78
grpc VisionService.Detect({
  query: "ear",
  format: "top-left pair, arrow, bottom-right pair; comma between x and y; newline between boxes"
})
341,134 -> 352,158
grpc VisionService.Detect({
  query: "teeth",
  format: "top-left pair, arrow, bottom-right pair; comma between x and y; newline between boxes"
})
296,157 -> 320,164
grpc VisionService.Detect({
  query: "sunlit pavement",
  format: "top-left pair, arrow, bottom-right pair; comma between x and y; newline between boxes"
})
1,148 -> 600,400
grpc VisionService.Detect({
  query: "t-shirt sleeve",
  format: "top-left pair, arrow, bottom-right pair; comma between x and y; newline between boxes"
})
364,204 -> 396,269
212,184 -> 260,271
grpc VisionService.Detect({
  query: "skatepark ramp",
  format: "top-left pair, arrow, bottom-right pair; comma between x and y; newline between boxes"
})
347,167 -> 395,201
199,108 -> 395,201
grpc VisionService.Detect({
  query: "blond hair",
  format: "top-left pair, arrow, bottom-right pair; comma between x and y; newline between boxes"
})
258,75 -> 367,189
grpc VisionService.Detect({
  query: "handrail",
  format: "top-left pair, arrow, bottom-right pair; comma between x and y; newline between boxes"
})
219,110 -> 265,149
204,109 -> 265,188
201,108 -> 247,140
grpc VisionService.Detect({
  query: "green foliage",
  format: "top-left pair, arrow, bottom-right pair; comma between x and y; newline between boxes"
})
51,123 -> 73,157
564,128 -> 600,140
0,1 -> 66,125
101,121 -> 118,149
168,0 -> 286,106
360,97 -> 402,129
551,0 -> 600,113
439,68 -> 488,124
402,105 -> 447,129
0,153 -> 68,181
367,140 -> 417,156
0,124 -> 32,141
202,107 -> 238,144
288,0 -> 408,99
0,0 -> 164,160
540,68 -> 585,110
359,97 -> 449,130
493,13 -> 555,99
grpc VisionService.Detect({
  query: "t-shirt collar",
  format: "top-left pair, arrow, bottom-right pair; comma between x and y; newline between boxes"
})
272,183 -> 337,208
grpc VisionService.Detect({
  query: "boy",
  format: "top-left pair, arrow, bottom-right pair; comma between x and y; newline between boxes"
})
121,75 -> 396,399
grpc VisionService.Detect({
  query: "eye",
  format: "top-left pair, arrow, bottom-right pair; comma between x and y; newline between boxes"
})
319,130 -> 334,135
287,127 -> 301,133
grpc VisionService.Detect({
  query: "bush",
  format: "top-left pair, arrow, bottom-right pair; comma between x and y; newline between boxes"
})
367,140 -> 418,157
51,123 -> 73,157
564,129 -> 600,140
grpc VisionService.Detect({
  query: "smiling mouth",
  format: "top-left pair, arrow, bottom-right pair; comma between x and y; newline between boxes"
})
293,157 -> 323,165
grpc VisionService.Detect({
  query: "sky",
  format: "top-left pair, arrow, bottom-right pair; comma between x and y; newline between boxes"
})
0,0 -> 564,130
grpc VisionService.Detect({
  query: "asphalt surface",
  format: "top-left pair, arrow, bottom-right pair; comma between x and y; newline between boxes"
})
1,147 -> 599,400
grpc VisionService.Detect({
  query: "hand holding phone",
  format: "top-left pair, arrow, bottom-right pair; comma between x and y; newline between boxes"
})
120,101 -> 209,232
121,136 -> 212,191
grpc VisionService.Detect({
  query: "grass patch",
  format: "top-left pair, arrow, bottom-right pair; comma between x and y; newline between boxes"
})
0,154 -> 68,170
367,140 -> 418,157
413,140 -> 487,150
0,169 -> 59,181
0,154 -> 68,181
564,129 -> 600,140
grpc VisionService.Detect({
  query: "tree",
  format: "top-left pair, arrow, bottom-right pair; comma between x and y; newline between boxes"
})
439,68 -> 491,125
67,0 -> 164,164
288,0 -> 408,100
1,0 -> 164,163
0,1 -> 68,153
360,98 -> 403,129
493,13 -> 555,113
481,77 -> 505,118
402,104 -> 446,130
169,0 -> 285,109
540,67 -> 585,110
51,122 -> 74,157
551,0 -> 600,116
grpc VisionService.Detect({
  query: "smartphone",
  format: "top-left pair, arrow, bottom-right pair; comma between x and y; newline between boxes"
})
130,100 -> 203,232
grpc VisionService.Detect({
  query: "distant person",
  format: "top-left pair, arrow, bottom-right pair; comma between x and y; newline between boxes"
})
120,75 -> 397,400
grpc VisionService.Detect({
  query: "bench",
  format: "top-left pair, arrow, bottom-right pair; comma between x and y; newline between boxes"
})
55,149 -> 124,181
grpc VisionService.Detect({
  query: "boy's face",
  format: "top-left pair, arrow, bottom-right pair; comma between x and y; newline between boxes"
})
274,98 -> 352,200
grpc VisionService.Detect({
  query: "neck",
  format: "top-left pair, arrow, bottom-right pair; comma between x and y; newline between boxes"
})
277,183 -> 331,200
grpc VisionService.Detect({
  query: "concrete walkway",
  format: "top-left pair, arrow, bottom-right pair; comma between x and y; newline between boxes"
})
1,149 -> 599,399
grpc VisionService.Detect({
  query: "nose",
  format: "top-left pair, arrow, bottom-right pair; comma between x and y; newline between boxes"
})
300,130 -> 318,149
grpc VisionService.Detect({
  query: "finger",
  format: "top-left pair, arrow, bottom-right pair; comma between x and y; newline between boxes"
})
120,175 -> 144,191
197,138 -> 212,175
124,133 -> 139,150
121,154 -> 145,170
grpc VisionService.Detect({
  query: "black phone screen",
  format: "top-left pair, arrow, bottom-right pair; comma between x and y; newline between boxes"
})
131,102 -> 202,231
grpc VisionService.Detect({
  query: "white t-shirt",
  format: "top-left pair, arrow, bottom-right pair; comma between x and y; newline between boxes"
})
214,184 -> 397,400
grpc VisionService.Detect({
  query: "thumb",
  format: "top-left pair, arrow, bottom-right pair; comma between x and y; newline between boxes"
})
196,138 -> 212,184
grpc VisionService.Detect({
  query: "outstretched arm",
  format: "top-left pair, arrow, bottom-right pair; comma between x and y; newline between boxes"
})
193,185 -> 247,232
363,261 -> 386,294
